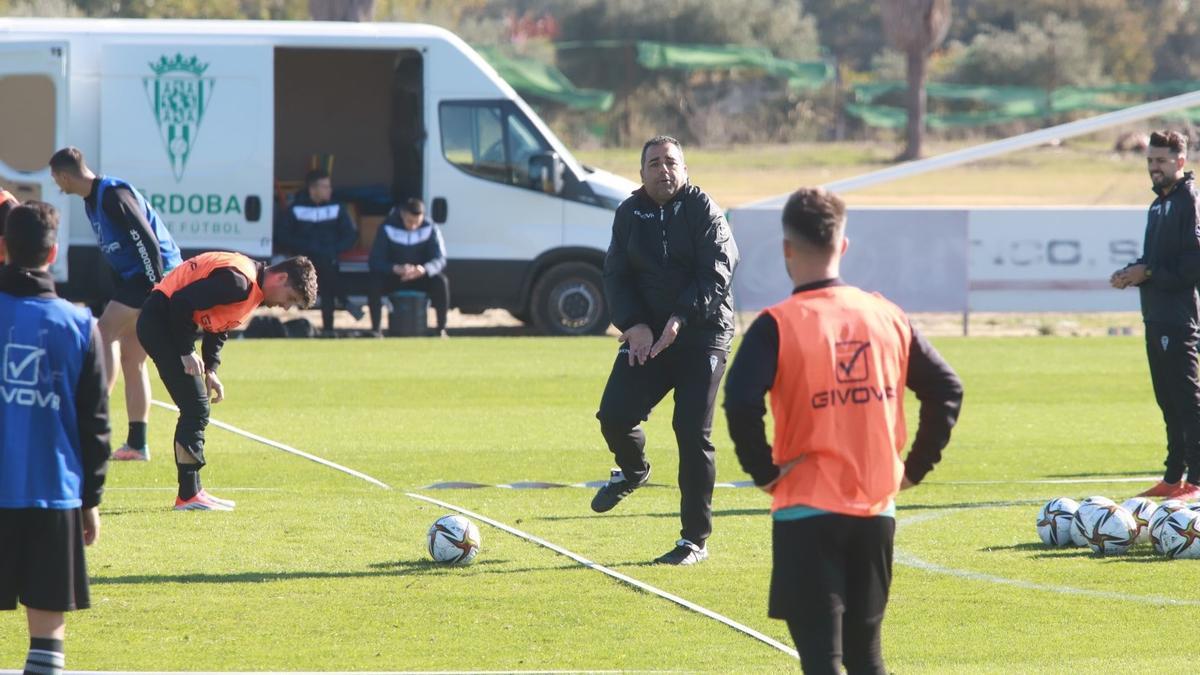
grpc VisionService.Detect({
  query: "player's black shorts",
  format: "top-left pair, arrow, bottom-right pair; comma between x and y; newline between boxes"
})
109,270 -> 155,310
0,508 -> 90,612
768,512 -> 894,622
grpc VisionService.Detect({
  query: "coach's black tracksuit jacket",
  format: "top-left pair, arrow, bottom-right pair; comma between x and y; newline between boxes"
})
1136,171 -> 1200,326
1133,171 -> 1200,484
603,184 -> 739,351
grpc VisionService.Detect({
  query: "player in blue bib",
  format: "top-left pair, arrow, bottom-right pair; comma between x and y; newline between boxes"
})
51,146 -> 182,462
1,201 -> 112,675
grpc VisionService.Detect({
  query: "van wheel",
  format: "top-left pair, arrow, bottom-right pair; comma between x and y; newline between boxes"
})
531,262 -> 608,336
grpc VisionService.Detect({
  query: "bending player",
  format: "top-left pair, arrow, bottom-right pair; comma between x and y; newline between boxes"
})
137,252 -> 316,510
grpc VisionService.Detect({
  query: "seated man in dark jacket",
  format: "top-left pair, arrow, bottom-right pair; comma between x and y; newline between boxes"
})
277,169 -> 359,334
367,198 -> 450,337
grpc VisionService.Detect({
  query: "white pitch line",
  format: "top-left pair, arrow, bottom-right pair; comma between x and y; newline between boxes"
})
14,665 -> 681,673
433,476 -> 1163,490
150,399 -> 392,490
938,476 -> 1160,486
150,399 -> 795,660
407,491 -> 798,660
105,487 -> 281,492
895,509 -> 1200,607
434,481 -> 755,490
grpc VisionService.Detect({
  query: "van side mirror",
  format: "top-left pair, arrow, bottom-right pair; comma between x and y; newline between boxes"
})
529,152 -> 564,195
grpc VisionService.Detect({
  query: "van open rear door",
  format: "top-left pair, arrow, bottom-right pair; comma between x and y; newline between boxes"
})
0,41 -> 70,279
100,44 -> 274,257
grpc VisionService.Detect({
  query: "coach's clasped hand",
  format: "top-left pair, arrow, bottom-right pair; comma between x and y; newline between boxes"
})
650,315 -> 685,359
1111,263 -> 1149,289
618,323 -> 654,366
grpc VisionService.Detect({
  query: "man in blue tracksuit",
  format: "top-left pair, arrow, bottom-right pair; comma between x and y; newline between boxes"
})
367,198 -> 450,337
51,146 -> 181,462
276,169 -> 360,335
0,201 -> 112,675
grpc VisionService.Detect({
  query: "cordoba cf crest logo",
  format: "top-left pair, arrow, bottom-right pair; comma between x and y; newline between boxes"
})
144,54 -> 214,182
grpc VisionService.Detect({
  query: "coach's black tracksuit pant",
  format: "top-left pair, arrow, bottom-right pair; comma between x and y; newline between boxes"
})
596,341 -> 727,546
1145,322 -> 1200,484
137,294 -> 210,466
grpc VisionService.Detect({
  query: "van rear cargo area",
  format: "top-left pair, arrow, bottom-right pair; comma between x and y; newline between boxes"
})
273,47 -> 423,268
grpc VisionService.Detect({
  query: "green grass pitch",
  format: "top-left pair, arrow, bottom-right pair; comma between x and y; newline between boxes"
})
0,336 -> 1193,672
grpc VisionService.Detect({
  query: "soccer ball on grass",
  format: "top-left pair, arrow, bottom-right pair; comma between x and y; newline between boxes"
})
427,514 -> 482,565
1073,501 -> 1136,555
1158,509 -> 1200,559
1036,497 -> 1078,547
1069,496 -> 1116,548
1120,497 -> 1157,545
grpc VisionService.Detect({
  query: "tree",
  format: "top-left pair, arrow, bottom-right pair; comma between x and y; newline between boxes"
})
556,0 -> 820,61
309,0 -> 374,21
553,0 -> 822,144
376,0 -> 502,43
61,0 -> 306,18
951,15 -> 1101,90
880,0 -> 951,160
0,0 -> 82,16
947,0 -> 1156,84
1151,2 -> 1200,81
804,0 -> 883,71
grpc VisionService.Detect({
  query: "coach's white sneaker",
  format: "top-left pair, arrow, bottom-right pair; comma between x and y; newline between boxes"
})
654,539 -> 707,565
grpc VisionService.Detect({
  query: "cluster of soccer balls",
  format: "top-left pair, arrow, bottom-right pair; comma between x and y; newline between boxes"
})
426,514 -> 482,565
1037,496 -> 1200,558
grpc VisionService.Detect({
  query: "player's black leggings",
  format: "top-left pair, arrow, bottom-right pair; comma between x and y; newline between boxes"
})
786,617 -> 885,675
136,294 -> 209,466
772,514 -> 893,675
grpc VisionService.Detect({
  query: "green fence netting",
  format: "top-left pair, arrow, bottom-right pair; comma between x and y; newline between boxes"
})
475,47 -> 614,112
476,42 -> 832,110
847,81 -> 1200,128
553,40 -> 832,90
632,41 -> 831,90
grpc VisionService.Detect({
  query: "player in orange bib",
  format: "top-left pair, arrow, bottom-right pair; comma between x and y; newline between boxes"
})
723,188 -> 963,674
136,252 -> 318,511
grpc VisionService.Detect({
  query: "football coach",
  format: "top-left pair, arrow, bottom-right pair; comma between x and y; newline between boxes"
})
589,135 -> 739,566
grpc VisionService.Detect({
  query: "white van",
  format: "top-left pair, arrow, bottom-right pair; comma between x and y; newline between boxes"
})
0,18 -> 637,334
